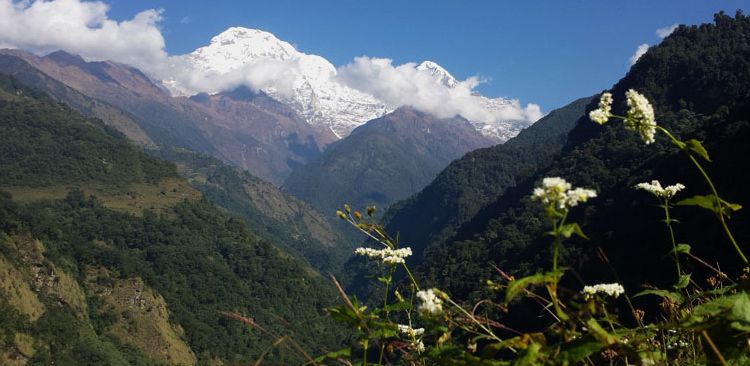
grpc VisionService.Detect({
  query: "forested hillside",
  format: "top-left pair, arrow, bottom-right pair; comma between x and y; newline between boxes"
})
410,11 -> 750,299
0,74 -> 343,364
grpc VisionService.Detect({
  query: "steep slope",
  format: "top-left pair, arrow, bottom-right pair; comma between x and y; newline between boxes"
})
0,49 -> 336,184
379,96 -> 592,264
411,12 -> 750,299
156,147 -> 353,273
282,106 -> 496,217
0,75 -> 343,364
0,51 -> 152,145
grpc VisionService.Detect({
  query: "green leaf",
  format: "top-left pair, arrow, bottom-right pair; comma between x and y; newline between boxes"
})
585,318 -> 617,345
673,273 -> 691,289
682,292 -> 750,332
505,271 -> 563,303
314,347 -> 351,363
557,340 -> 604,364
633,289 -> 684,303
685,139 -> 711,161
505,273 -> 545,303
673,243 -> 691,255
721,198 -> 742,212
559,223 -> 589,240
676,194 -> 718,212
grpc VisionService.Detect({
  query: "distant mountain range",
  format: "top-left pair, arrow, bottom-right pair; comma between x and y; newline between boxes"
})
0,48 -> 335,185
161,27 -> 536,141
283,106 -> 496,217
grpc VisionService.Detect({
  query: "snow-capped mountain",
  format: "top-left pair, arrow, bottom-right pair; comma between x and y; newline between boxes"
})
163,27 -> 390,138
162,27 -> 536,141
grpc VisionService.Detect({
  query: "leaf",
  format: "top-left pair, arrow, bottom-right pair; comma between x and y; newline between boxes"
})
559,223 -> 589,240
314,347 -> 351,363
557,340 -> 604,363
673,273 -> 691,289
633,289 -> 684,303
721,198 -> 742,212
676,194 -> 718,213
681,292 -> 750,332
685,139 -> 711,161
505,273 -> 545,303
505,271 -> 563,303
672,243 -> 691,255
585,318 -> 617,345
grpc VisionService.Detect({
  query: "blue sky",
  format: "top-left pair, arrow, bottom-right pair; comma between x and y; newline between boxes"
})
104,0 -> 749,111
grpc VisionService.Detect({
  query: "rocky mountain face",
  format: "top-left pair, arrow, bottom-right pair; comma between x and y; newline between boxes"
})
163,27 -> 536,141
282,106 -> 496,217
0,49 -> 336,184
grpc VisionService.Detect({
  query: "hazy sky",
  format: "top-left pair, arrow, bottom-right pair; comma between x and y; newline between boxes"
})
2,0 -> 748,112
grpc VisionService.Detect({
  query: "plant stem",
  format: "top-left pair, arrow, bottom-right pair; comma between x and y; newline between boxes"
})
662,201 -> 682,277
685,152 -> 747,264
401,263 -> 420,291
378,267 -> 395,365
444,296 -> 508,347
655,126 -> 747,264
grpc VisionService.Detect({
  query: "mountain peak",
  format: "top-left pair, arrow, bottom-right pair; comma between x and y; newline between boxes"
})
417,60 -> 458,88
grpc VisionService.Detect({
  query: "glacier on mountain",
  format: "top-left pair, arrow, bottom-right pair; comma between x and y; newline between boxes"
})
161,27 -> 539,141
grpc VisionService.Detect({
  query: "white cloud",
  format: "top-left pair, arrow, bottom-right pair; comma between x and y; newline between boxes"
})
629,43 -> 649,66
337,56 -> 542,124
160,55 -> 303,99
656,24 -> 678,39
0,0 -> 167,70
0,0 -> 542,127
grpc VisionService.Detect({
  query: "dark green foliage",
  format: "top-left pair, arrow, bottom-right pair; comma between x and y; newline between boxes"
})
0,77 -> 346,363
8,194 -> 342,362
154,147 -> 352,273
343,97 -> 592,296
382,96 -> 593,264
409,11 -> 750,302
0,73 -> 176,187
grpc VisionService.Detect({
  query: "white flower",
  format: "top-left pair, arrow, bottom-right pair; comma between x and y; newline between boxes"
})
416,289 -> 443,316
397,324 -> 425,337
589,92 -> 613,125
565,187 -> 598,207
415,340 -> 425,353
635,180 -> 685,199
532,177 -> 597,210
354,246 -> 412,265
625,89 -> 657,144
581,283 -> 625,299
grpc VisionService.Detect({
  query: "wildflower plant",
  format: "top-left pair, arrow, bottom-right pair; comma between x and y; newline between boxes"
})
313,91 -> 750,366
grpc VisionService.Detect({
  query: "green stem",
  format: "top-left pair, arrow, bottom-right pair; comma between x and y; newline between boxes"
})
444,296 -> 508,347
601,305 -> 617,333
401,263 -> 420,291
655,126 -> 747,264
685,153 -> 747,264
363,339 -> 369,366
549,212 -> 568,321
378,267 -> 394,365
663,201 -> 682,277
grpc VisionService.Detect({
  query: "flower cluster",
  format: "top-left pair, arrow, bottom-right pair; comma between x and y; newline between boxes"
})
589,92 -> 613,124
532,177 -> 597,210
588,89 -> 658,144
397,324 -> 425,337
625,89 -> 657,144
354,246 -> 412,265
416,288 -> 443,316
635,180 -> 686,199
581,283 -> 625,299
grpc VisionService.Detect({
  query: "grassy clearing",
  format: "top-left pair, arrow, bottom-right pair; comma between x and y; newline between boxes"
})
1,178 -> 202,216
